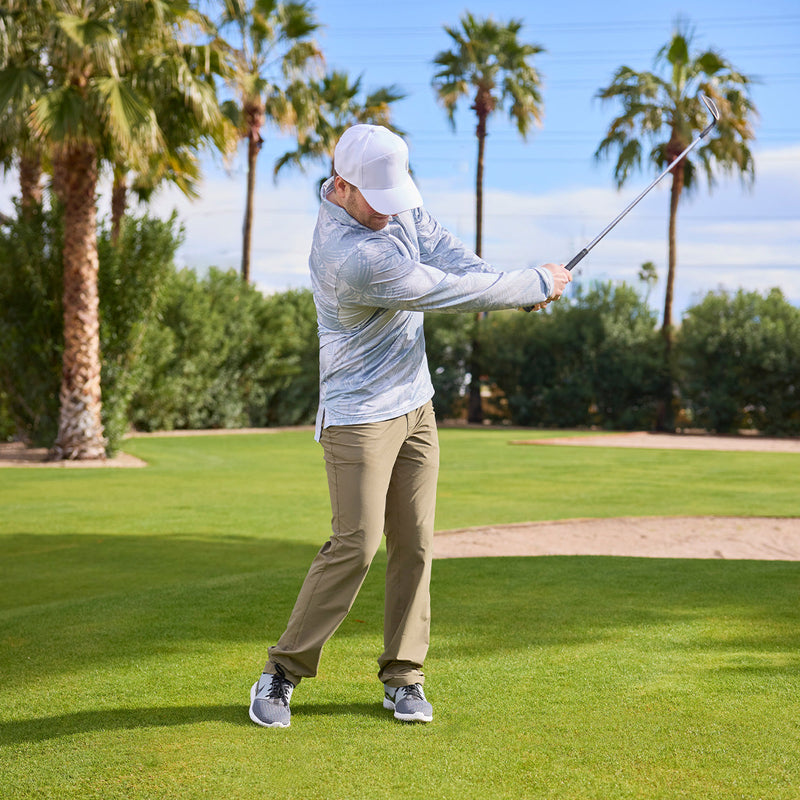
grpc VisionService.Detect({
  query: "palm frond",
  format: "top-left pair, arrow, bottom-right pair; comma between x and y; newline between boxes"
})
94,76 -> 161,156
28,85 -> 89,145
596,22 -> 758,196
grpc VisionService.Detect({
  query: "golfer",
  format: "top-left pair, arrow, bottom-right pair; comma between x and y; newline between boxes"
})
250,124 -> 571,727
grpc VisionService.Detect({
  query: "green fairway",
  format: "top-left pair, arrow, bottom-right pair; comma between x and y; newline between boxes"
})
1,429 -> 799,799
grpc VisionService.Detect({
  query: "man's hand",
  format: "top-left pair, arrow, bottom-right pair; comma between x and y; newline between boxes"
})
541,262 -> 572,300
519,262 -> 573,312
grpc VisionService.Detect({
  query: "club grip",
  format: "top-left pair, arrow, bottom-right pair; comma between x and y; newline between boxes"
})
521,249 -> 588,312
565,248 -> 588,271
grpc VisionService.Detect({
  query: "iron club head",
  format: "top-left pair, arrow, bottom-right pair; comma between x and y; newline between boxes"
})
700,94 -> 720,136
701,93 -> 721,121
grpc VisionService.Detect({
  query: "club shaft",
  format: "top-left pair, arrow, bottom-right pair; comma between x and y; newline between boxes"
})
575,119 -> 717,267
522,96 -> 718,309
580,123 -> 714,269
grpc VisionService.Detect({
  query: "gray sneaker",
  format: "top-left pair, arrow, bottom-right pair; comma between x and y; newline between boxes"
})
249,666 -> 294,728
383,683 -> 433,723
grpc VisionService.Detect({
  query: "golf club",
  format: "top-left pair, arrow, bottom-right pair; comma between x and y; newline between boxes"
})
524,93 -> 720,311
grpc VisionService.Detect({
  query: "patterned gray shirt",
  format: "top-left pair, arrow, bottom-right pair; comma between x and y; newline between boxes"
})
310,178 -> 554,438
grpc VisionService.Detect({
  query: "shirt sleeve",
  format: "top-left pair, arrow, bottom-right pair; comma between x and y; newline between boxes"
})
411,207 -> 500,276
336,233 -> 554,314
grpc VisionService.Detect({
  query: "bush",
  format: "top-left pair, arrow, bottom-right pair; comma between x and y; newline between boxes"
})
480,281 -> 663,429
676,288 -> 800,435
0,205 -> 63,446
424,313 -> 472,419
130,268 -> 262,431
248,288 -> 319,428
0,206 -> 189,450
129,271 -> 320,431
98,212 -> 182,451
584,282 -> 666,430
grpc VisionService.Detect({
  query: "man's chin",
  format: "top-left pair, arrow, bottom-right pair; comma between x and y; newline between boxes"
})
368,215 -> 390,230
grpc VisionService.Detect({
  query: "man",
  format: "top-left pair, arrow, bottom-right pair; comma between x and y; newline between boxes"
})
250,124 -> 571,728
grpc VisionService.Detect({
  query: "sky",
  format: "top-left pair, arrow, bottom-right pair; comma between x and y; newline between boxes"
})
2,0 -> 798,319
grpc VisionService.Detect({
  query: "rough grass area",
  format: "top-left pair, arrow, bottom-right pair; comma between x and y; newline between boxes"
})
1,430 -> 798,799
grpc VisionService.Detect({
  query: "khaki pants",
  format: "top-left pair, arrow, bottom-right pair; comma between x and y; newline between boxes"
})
266,401 -> 439,688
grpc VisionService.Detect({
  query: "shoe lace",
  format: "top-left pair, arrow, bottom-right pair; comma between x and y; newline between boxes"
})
267,666 -> 293,705
402,683 -> 424,701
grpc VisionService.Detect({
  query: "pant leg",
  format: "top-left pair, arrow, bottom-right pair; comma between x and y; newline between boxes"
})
378,401 -> 440,687
267,416 -> 407,686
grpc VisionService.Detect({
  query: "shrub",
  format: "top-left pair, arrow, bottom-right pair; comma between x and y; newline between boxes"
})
480,281 -> 663,429
98,213 -> 182,451
0,206 -> 187,450
0,205 -> 63,446
424,313 -> 472,419
676,288 -> 800,434
129,272 -> 320,431
249,288 -> 319,428
130,268 -> 260,430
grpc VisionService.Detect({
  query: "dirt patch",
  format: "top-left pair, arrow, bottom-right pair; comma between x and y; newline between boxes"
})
512,430 -> 800,454
4,430 -> 797,561
433,516 -> 800,561
0,442 -> 146,468
434,432 -> 800,560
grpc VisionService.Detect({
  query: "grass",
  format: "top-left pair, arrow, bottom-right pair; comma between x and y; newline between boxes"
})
1,428 -> 799,799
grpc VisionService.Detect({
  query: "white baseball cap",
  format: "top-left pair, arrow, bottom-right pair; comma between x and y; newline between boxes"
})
333,124 -> 423,215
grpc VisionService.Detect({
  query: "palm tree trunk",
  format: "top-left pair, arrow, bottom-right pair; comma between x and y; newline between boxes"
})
662,169 -> 683,341
19,151 -> 43,218
657,164 -> 685,431
51,143 -> 107,460
241,133 -> 260,284
475,119 -> 486,259
111,167 -> 128,246
467,118 -> 488,423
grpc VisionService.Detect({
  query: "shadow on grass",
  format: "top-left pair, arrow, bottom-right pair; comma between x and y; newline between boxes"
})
431,555 -> 800,658
0,704 -> 246,745
0,701 -> 386,745
1,532 -> 323,686
3,534 -> 800,694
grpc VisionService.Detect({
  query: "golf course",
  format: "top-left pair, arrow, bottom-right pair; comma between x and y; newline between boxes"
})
1,427 -> 798,798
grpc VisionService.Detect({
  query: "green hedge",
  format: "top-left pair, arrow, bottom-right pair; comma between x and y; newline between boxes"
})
0,205 -> 64,446
2,205 -> 798,442
0,210 -> 320,450
676,288 -> 800,435
479,282 -> 665,429
128,269 -> 319,432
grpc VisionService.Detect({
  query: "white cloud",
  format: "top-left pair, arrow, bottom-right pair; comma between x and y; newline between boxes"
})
1,144 -> 796,318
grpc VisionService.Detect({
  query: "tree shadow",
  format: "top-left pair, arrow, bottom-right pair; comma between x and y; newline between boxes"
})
0,704 -> 245,745
5,534 -> 800,704
0,700 -> 388,746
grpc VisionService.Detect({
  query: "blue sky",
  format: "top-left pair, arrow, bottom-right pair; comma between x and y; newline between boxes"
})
2,0 -> 798,319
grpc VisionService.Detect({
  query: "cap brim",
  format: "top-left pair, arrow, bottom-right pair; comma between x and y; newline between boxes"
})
361,175 -> 423,216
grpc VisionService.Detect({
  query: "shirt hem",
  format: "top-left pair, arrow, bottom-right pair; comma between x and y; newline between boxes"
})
314,392 -> 435,441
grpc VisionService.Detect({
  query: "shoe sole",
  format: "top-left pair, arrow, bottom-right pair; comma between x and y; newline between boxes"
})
249,681 -> 290,728
383,697 -> 433,723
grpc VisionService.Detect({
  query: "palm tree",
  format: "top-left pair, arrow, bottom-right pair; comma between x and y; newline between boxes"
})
432,13 -> 545,422
35,0 -> 162,459
432,13 -> 544,259
274,70 -> 406,189
595,21 -> 756,428
1,0 -> 226,459
0,0 -> 48,216
217,0 -> 322,283
107,5 -> 234,244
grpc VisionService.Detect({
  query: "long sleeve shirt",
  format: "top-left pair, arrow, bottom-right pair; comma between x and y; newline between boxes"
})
309,178 -> 554,439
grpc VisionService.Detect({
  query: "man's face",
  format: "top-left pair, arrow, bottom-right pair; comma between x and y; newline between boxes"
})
333,177 -> 391,231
